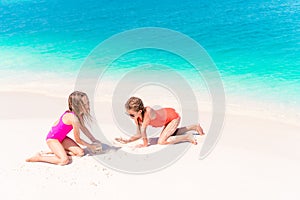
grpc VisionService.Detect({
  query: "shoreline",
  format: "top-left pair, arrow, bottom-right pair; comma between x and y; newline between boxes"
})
1,66 -> 299,127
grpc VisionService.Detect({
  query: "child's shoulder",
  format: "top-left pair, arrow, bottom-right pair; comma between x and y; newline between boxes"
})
145,106 -> 152,111
145,106 -> 156,119
145,106 -> 153,115
63,111 -> 78,122
62,110 -> 75,117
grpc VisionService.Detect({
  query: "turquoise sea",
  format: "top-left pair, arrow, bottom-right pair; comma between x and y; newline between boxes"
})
0,0 -> 299,120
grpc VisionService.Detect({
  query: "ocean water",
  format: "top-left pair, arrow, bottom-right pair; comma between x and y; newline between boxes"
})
0,0 -> 299,121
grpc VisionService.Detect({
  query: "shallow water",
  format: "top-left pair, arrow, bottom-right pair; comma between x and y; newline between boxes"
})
0,0 -> 299,122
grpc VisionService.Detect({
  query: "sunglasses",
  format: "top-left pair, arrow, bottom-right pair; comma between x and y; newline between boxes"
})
125,112 -> 135,118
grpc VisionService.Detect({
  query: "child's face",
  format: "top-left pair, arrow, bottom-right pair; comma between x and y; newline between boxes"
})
127,109 -> 140,119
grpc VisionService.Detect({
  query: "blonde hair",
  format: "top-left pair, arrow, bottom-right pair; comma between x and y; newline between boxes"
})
68,91 -> 91,127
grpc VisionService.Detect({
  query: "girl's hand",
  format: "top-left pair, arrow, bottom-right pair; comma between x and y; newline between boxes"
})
88,142 -> 102,153
115,137 -> 128,144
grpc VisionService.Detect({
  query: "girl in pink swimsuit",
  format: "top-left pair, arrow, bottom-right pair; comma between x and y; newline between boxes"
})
26,91 -> 102,165
115,97 -> 205,147
46,110 -> 75,143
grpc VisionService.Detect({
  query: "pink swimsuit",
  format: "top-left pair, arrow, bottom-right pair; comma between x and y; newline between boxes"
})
46,111 -> 74,142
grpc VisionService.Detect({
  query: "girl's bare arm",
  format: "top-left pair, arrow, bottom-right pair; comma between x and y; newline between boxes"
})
71,116 -> 96,149
80,125 -> 100,143
139,110 -> 151,147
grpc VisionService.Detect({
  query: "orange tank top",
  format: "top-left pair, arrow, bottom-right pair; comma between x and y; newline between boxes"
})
149,108 -> 179,127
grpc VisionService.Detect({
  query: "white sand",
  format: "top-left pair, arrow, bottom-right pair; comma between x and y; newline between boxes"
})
1,91 -> 300,200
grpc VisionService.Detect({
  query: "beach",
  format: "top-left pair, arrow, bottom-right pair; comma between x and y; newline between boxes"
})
1,91 -> 300,200
1,0 -> 300,199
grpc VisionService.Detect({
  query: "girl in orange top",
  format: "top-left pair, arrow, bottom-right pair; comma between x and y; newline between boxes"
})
115,97 -> 205,147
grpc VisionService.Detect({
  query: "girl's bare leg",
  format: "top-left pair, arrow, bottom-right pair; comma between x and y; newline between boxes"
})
37,137 -> 84,157
157,118 -> 180,145
167,133 -> 197,145
157,118 -> 179,144
61,136 -> 84,157
175,124 -> 205,135
158,117 -> 196,145
26,139 -> 70,165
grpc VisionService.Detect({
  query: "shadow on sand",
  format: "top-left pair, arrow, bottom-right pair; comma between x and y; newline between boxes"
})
85,143 -> 122,156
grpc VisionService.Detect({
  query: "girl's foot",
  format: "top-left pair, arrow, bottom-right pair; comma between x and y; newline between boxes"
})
26,152 -> 42,162
187,133 -> 197,145
196,124 -> 205,135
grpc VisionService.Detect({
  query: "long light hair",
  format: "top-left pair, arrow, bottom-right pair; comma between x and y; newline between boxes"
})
68,91 -> 91,127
